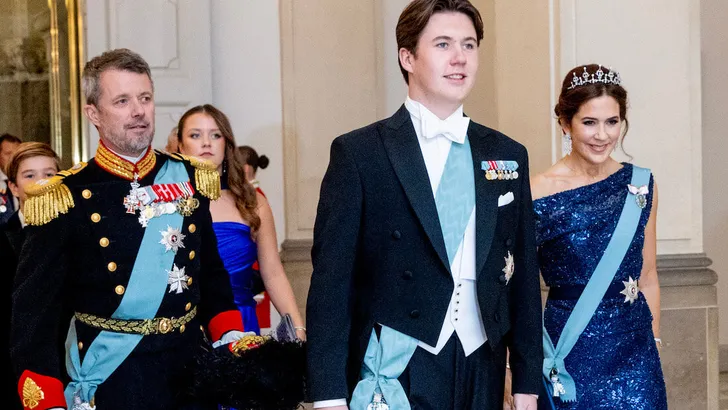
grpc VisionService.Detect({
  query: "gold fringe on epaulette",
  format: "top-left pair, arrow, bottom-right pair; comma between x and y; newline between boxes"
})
158,151 -> 221,200
23,182 -> 74,226
195,167 -> 221,200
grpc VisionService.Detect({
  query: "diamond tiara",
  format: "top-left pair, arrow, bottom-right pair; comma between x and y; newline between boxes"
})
567,65 -> 621,90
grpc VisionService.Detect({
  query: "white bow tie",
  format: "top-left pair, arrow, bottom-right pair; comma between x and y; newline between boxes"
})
420,110 -> 471,144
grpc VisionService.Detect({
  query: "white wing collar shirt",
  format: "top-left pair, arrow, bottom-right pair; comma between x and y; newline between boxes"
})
404,96 -> 488,357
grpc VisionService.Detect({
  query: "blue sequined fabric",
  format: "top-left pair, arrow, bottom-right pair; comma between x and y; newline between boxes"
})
534,163 -> 667,409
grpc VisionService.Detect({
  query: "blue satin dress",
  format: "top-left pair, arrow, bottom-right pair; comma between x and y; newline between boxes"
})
534,164 -> 667,409
212,221 -> 260,334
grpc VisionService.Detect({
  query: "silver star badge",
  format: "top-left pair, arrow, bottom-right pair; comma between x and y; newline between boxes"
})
620,276 -> 640,304
167,264 -> 190,294
502,251 -> 515,285
160,225 -> 186,253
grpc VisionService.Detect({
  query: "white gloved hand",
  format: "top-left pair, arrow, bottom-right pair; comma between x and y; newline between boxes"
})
212,330 -> 256,348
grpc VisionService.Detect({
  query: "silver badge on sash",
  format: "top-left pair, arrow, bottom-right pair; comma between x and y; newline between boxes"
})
549,368 -> 567,397
627,184 -> 649,209
71,395 -> 96,410
367,393 -> 389,410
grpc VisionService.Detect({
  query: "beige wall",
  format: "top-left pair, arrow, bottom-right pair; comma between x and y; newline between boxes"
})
210,1 -> 286,245
280,1 -> 381,240
479,0 -> 554,174
702,0 -> 728,345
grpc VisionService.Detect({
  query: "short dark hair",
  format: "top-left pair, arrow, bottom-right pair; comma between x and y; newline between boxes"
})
396,0 -> 484,84
0,133 -> 22,146
82,48 -> 152,106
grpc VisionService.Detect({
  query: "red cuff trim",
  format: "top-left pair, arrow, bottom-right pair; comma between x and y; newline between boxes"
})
18,370 -> 66,410
208,310 -> 244,341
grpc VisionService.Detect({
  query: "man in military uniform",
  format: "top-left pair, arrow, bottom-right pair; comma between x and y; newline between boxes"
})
10,48 -> 245,410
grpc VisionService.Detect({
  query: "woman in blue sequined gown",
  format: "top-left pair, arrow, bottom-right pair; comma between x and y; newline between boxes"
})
530,64 -> 667,409
176,104 -> 305,339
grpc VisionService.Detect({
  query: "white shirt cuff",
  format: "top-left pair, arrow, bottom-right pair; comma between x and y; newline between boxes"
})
313,398 -> 347,408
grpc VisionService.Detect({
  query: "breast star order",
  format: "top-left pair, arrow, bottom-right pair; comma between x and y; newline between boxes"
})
620,276 -> 640,304
167,264 -> 190,294
160,225 -> 186,253
502,251 -> 515,285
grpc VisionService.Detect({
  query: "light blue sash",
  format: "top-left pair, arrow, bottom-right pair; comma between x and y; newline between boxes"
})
349,326 -> 419,410
64,159 -> 189,405
350,138 -> 475,408
435,136 -> 475,264
542,166 -> 650,403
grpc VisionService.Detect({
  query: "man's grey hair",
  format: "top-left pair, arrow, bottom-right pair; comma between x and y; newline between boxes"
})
82,48 -> 153,106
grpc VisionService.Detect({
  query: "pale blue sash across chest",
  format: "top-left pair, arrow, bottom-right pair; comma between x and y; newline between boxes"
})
542,165 -> 650,404
64,159 -> 188,405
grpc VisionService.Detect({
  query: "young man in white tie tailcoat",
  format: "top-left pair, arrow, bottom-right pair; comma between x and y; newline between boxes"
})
306,1 -> 542,408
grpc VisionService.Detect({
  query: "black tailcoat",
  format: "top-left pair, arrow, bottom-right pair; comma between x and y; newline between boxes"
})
306,106 -> 543,403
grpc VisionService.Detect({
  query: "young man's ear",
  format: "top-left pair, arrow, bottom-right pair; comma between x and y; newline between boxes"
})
84,104 -> 101,128
399,47 -> 415,75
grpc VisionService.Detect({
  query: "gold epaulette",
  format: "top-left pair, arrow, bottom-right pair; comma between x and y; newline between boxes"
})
23,161 -> 87,226
159,151 -> 221,200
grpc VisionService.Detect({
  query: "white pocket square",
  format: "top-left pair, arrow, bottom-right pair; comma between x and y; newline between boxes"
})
498,192 -> 514,207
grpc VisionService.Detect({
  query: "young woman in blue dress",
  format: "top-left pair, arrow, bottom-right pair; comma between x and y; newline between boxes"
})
177,104 -> 305,340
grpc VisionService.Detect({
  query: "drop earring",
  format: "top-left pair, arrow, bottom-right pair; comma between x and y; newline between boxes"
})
562,133 -> 572,157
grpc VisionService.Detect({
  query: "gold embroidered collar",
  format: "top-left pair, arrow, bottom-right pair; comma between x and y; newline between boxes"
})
95,141 -> 156,181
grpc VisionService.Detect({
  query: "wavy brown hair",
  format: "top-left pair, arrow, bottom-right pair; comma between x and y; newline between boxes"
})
555,64 -> 630,148
177,104 -> 260,235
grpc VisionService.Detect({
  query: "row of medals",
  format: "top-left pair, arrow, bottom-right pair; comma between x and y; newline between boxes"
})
126,179 -> 199,227
485,169 -> 518,180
